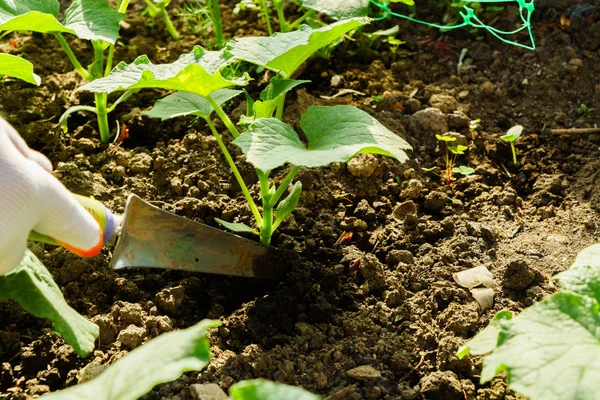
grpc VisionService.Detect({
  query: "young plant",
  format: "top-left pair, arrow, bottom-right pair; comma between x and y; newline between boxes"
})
0,250 -> 99,357
457,243 -> 600,400
0,53 -> 41,85
500,124 -> 522,166
0,0 -> 128,142
42,319 -> 220,399
230,379 -> 321,399
452,165 -> 475,177
142,0 -> 180,40
436,133 -> 467,185
78,18 -> 402,247
180,0 -> 224,47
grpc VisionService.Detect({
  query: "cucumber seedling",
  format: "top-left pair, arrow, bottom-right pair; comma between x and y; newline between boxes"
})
500,124 -> 523,166
436,133 -> 468,185
142,0 -> 180,40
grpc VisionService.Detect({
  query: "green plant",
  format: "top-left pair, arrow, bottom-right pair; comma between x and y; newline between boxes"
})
180,0 -> 224,47
0,0 -> 128,142
580,103 -> 593,116
457,243 -> 600,400
80,18 -> 412,247
436,133 -> 467,185
452,165 -> 475,177
42,319 -> 219,399
0,53 -> 40,85
230,379 -> 321,399
499,124 -> 522,166
142,0 -> 180,40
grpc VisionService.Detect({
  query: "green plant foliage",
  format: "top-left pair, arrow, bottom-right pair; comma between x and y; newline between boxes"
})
144,89 -> 242,120
227,17 -> 370,78
0,53 -> 40,85
78,47 -> 241,97
458,243 -> 600,400
213,219 -> 257,234
451,165 -> 475,176
42,319 -> 221,400
0,250 -> 98,357
0,0 -> 124,43
234,105 -> 411,172
500,125 -> 523,143
229,379 -> 321,400
301,0 -> 369,20
274,181 -> 302,228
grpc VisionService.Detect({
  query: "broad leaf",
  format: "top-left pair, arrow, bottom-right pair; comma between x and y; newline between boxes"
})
0,250 -> 98,357
234,105 -> 412,172
260,79 -> 310,101
144,89 -> 242,120
480,292 -> 600,400
500,125 -> 523,142
0,53 -> 40,85
452,165 -> 475,176
230,379 -> 321,400
79,47 -> 240,96
0,0 -> 124,44
301,0 -> 369,20
456,310 -> 512,359
275,181 -> 302,225
228,18 -> 370,78
42,319 -> 220,400
555,243 -> 600,302
214,219 -> 257,234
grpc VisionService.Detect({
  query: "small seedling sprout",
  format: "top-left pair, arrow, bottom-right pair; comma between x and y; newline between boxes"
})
436,133 -> 468,185
142,0 -> 181,40
500,125 -> 523,166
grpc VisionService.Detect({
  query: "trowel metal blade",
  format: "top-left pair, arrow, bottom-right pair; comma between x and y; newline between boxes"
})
110,194 -> 272,278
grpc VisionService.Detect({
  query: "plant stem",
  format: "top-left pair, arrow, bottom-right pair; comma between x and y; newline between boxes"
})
159,4 -> 180,40
205,118 -> 262,225
275,1 -> 288,32
257,0 -> 273,36
209,0 -> 224,46
207,96 -> 240,138
104,0 -> 131,75
54,33 -> 90,80
268,166 -> 299,208
275,95 -> 285,120
289,10 -> 315,30
510,142 -> 517,166
260,203 -> 273,246
95,93 -> 111,142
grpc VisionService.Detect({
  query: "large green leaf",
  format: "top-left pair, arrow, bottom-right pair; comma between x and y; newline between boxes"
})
233,105 -> 412,172
456,311 -> 512,359
227,18 -> 370,78
78,47 -> 241,97
554,243 -> 600,301
144,89 -> 242,120
481,292 -> 600,399
229,379 -> 321,400
0,0 -> 124,44
0,53 -> 40,85
0,250 -> 98,357
42,319 -> 221,400
301,0 -> 369,19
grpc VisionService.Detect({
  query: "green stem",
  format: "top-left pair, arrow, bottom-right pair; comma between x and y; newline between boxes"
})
105,0 -> 130,76
205,118 -> 262,224
207,96 -> 240,138
260,203 -> 273,246
289,10 -> 315,30
210,0 -> 224,46
54,33 -> 90,80
160,4 -> 180,40
275,95 -> 285,120
275,1 -> 288,32
268,166 -> 300,208
95,93 -> 111,142
258,0 -> 273,35
510,142 -> 517,166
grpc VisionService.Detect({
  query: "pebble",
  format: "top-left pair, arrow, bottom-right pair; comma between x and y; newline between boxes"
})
330,74 -> 344,87
347,154 -> 379,178
411,108 -> 448,135
479,81 -> 495,96
447,111 -> 470,129
117,324 -> 146,349
346,365 -> 382,380
386,249 -> 414,265
341,217 -> 368,232
429,94 -> 458,114
400,179 -> 423,200
190,383 -> 228,400
155,285 -> 185,314
424,191 -> 449,212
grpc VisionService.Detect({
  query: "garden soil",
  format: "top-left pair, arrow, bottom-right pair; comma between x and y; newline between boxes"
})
1,1 -> 599,399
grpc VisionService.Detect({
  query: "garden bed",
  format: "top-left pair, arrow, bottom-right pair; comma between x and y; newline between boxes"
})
0,1 -> 599,399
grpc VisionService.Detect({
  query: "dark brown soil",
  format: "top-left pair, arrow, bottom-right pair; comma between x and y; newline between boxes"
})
1,1 -> 599,399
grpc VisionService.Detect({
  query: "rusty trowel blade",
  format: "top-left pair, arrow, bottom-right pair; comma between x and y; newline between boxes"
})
110,194 -> 272,278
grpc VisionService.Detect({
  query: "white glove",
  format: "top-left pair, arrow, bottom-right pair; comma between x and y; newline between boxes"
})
0,117 -> 103,275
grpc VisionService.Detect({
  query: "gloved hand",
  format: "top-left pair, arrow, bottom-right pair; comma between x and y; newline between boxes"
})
0,117 -> 103,275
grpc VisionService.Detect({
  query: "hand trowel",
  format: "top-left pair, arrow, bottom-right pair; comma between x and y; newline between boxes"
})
29,194 -> 276,279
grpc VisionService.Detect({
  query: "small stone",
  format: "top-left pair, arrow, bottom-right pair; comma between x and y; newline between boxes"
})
404,98 -> 421,114
117,324 -> 146,349
91,315 -> 117,345
340,217 -> 368,232
359,254 -> 386,293
479,81 -> 495,96
346,365 -> 382,381
429,94 -> 458,114
392,201 -> 417,221
447,111 -> 470,129
155,285 -> 185,314
457,90 -> 469,100
354,199 -> 376,221
78,362 -> 107,384
330,74 -> 344,87
400,179 -> 423,200
480,225 -> 497,243
503,259 -> 536,290
76,138 -> 96,153
424,191 -> 449,212
569,58 -> 584,68
419,371 -> 463,400
116,302 -> 144,326
128,153 -> 153,174
190,383 -> 228,400
347,154 -> 379,178
411,108 -> 448,135
386,249 -> 414,266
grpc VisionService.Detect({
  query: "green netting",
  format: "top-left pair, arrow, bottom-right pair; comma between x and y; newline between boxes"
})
369,0 -> 536,50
